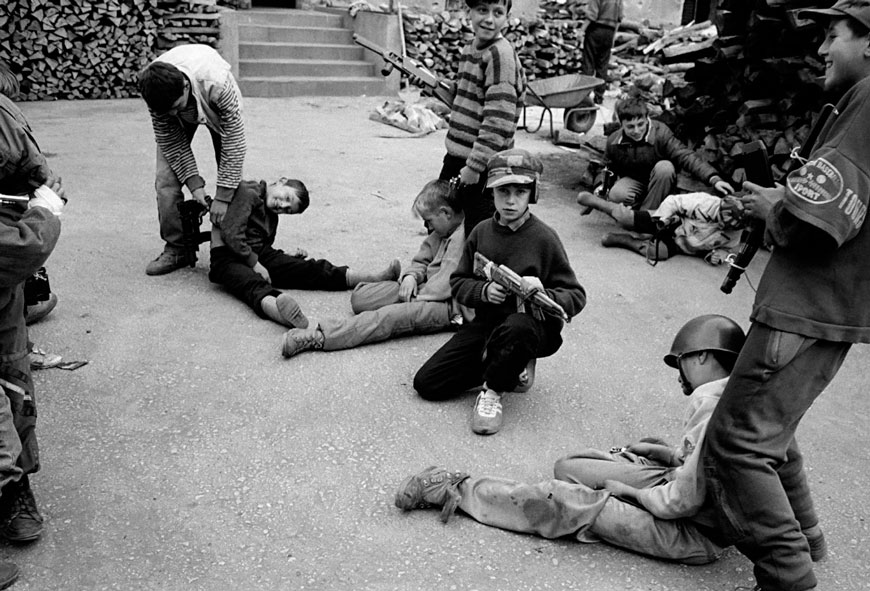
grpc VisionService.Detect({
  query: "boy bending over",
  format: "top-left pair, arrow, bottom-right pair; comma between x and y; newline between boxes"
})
209,178 -> 400,328
414,149 -> 585,435
281,179 -> 465,357
582,97 -> 732,213
396,316 -> 830,568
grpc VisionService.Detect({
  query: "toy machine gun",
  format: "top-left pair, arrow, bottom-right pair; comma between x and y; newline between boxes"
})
352,34 -> 455,107
473,252 -> 569,323
720,103 -> 838,294
177,197 -> 212,268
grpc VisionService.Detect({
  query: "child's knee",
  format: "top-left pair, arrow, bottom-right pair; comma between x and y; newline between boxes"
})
651,160 -> 676,179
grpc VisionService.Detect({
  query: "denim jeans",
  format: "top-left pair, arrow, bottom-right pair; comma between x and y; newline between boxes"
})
609,160 -> 676,212
154,122 -> 221,252
702,322 -> 850,591
414,312 -> 562,398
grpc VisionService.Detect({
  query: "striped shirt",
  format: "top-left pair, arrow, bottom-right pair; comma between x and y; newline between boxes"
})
150,45 -> 246,203
445,36 -> 525,174
585,0 -> 623,28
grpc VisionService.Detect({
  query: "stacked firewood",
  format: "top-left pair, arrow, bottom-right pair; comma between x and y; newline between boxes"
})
156,0 -> 223,51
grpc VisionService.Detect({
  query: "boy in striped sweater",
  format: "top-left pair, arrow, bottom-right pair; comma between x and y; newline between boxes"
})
139,44 -> 247,276
436,0 -> 526,236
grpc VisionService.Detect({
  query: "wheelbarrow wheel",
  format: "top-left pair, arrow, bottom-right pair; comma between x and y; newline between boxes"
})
564,107 -> 596,134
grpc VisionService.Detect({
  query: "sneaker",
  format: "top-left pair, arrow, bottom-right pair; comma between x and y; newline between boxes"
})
471,389 -> 503,435
514,359 -> 537,393
0,475 -> 44,542
275,293 -> 309,328
145,250 -> 193,276
281,326 -> 324,358
804,525 -> 827,562
394,466 -> 470,523
25,292 -> 58,325
0,561 -> 18,590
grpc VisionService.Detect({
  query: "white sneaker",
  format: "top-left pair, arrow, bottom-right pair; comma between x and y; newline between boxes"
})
471,389 -> 503,435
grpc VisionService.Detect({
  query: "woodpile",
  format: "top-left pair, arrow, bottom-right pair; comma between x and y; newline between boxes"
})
0,0 -> 231,101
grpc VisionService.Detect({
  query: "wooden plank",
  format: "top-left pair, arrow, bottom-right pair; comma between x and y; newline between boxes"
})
167,13 -> 221,20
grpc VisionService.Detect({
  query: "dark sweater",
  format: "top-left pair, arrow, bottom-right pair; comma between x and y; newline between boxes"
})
450,213 -> 586,325
219,180 -> 278,267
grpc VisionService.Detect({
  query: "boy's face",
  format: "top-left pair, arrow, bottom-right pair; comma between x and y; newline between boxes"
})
493,183 -> 532,224
165,79 -> 190,116
265,183 -> 303,214
469,1 -> 509,46
819,18 -> 870,92
620,116 -> 648,141
416,204 -> 455,237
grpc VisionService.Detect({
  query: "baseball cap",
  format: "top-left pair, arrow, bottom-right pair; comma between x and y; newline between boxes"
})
800,0 -> 870,30
486,149 -> 543,189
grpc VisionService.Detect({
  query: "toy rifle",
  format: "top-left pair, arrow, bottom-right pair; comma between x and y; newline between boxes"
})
178,197 -> 211,267
352,34 -> 454,107
473,252 -> 570,323
0,194 -> 29,209
720,103 -> 838,294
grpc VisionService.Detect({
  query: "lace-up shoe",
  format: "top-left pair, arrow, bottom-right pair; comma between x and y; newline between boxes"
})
282,326 -> 324,358
471,389 -> 503,435
395,466 -> 470,523
0,476 -> 43,542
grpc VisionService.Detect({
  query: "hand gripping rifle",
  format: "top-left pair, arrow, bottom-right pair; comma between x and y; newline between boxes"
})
178,197 -> 212,267
473,252 -> 570,323
720,103 -> 838,294
352,34 -> 455,107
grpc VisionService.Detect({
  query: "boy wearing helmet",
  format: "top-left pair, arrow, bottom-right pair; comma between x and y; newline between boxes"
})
395,315 -> 751,566
413,149 -> 586,435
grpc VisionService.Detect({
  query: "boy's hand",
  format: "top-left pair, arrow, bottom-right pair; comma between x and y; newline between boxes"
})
192,187 -> 209,208
47,173 -> 66,202
710,176 -> 735,196
399,275 -> 418,302
210,199 -> 228,226
253,262 -> 270,281
459,166 -> 480,186
521,276 -> 544,292
603,479 -> 640,504
625,442 -> 675,465
484,281 -> 508,304
740,181 -> 784,221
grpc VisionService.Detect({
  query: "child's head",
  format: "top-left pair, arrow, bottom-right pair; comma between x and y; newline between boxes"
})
0,61 -> 20,99
413,179 -> 463,237
663,314 -> 746,395
615,97 -> 650,141
466,0 -> 511,46
139,61 -> 189,115
801,0 -> 870,92
486,149 -> 543,223
266,178 -> 309,215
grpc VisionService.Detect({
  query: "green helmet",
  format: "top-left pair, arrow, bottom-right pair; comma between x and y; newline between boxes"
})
663,314 -> 746,368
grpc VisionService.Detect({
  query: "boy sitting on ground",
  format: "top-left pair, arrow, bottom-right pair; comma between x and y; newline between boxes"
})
209,177 -> 400,328
582,97 -> 733,214
281,179 -> 466,357
413,149 -> 586,435
576,189 -> 747,263
396,315 -> 833,567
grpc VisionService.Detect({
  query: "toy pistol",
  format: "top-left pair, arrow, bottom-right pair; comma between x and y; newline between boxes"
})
353,34 -> 455,107
177,197 -> 212,267
473,252 -> 569,323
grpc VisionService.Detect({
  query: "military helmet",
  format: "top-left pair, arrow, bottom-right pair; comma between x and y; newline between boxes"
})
663,314 -> 746,368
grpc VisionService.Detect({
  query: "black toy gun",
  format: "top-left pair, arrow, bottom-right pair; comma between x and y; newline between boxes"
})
595,166 -> 616,198
0,194 -> 29,209
352,34 -> 455,107
720,140 -> 773,294
178,197 -> 212,267
473,252 -> 569,323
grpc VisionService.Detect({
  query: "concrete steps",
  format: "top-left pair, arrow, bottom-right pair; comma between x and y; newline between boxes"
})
236,9 -> 389,98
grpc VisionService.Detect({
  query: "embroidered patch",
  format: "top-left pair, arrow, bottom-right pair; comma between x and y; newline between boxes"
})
787,158 -> 843,205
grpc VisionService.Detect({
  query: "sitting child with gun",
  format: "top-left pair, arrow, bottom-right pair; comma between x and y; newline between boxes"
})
413,149 -> 586,435
209,177 -> 400,328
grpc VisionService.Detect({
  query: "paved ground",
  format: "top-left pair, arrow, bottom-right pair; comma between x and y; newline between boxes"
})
8,95 -> 870,591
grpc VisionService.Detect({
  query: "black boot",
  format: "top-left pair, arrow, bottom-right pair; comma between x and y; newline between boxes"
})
0,475 -> 43,542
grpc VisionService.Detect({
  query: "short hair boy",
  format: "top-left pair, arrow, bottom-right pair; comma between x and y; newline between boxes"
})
589,97 -> 733,214
393,315 -> 806,570
414,149 -> 586,435
434,0 -> 526,236
281,179 -> 466,357
209,177 -> 400,327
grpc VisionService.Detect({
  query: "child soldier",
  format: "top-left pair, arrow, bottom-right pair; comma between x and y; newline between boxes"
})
394,316 -> 802,570
413,149 -> 585,435
139,44 -> 246,276
281,179 -> 465,357
433,0 -> 526,235
583,97 -> 732,214
209,177 -> 400,328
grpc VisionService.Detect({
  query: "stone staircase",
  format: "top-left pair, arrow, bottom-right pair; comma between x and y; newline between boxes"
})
237,9 -> 389,98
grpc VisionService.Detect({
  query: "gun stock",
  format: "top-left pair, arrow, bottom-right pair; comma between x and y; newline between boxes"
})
352,34 -> 454,107
473,252 -> 569,323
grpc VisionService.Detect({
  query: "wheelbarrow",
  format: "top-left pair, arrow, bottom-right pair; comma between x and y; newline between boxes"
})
520,73 -> 605,139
